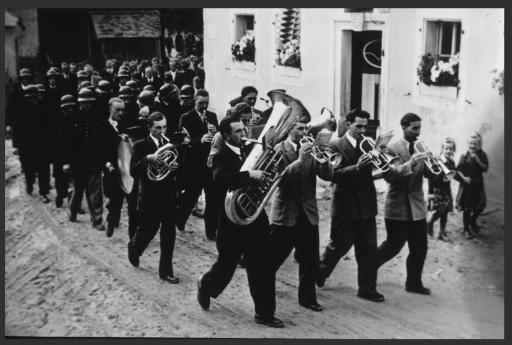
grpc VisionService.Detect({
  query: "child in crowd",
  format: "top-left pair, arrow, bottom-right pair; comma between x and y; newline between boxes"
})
426,138 -> 460,240
456,132 -> 489,239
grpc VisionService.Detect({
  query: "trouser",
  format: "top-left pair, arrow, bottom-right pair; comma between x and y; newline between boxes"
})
19,148 -> 50,195
177,168 -> 218,238
371,218 -> 428,289
318,216 -> 378,292
200,212 -> 276,319
428,211 -> 448,236
271,208 -> 320,305
52,161 -> 70,200
104,170 -> 139,238
462,208 -> 484,232
131,198 -> 177,278
126,179 -> 140,240
70,165 -> 103,226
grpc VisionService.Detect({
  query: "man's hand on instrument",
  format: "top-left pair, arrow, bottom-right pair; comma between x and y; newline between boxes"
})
356,152 -> 373,170
201,133 -> 213,144
411,151 -> 427,163
105,162 -> 115,172
298,142 -> 314,161
147,153 -> 160,163
249,169 -> 267,181
207,124 -> 217,134
169,161 -> 179,172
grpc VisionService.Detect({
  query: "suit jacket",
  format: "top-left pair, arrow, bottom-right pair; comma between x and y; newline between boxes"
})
383,138 -> 433,221
329,134 -> 377,220
166,71 -> 186,88
61,111 -> 97,167
269,140 -> 330,226
211,141 -> 267,231
92,120 -> 121,172
61,73 -> 78,96
179,108 -> 219,172
130,136 -> 179,212
140,77 -> 163,90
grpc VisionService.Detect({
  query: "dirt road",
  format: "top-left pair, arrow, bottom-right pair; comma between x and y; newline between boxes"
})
4,141 -> 504,338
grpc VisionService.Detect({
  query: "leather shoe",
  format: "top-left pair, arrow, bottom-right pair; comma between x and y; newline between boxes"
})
40,194 -> 50,203
160,275 -> 179,284
197,275 -> 210,310
93,224 -> 105,231
26,185 -> 33,196
176,222 -> 185,232
78,208 -> 86,215
128,242 -> 139,267
69,212 -> 77,222
55,196 -> 64,208
106,224 -> 115,237
315,274 -> 326,288
406,285 -> 431,295
254,315 -> 285,328
357,289 -> 385,302
299,302 -> 323,312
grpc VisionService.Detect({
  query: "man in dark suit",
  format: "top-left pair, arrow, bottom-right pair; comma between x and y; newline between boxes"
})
165,59 -> 185,88
92,97 -> 137,238
140,66 -> 163,91
128,112 -> 181,284
153,83 -> 181,136
270,118 -> 331,312
177,89 -> 219,240
197,115 -> 284,328
316,109 -> 385,302
6,68 -> 33,136
369,113 -> 433,295
63,88 -> 105,230
12,84 -> 51,202
61,62 -> 78,96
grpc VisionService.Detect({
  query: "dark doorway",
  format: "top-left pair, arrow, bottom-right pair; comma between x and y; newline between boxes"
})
350,30 -> 382,138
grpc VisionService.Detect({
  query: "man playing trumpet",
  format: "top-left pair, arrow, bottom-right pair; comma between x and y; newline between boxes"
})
316,109 -> 385,302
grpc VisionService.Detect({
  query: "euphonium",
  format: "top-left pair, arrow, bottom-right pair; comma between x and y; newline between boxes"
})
414,141 -> 456,181
359,134 -> 397,173
299,107 -> 342,166
147,143 -> 179,181
224,90 -> 309,226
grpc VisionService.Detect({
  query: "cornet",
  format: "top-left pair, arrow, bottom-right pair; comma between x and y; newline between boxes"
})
147,143 -> 178,181
413,141 -> 456,181
359,133 -> 397,173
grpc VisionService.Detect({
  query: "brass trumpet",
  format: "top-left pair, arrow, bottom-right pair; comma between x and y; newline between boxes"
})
359,134 -> 397,173
299,135 -> 342,166
413,141 -> 456,181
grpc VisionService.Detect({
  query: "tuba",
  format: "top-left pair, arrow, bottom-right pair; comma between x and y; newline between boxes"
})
224,91 -> 307,226
299,107 -> 342,166
414,141 -> 456,181
359,131 -> 397,173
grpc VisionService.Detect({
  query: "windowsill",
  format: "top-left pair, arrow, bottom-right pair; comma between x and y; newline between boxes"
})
274,64 -> 302,78
232,60 -> 256,72
418,82 -> 459,100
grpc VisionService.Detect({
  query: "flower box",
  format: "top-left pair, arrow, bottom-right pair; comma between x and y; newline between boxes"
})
233,60 -> 256,72
419,82 -> 458,100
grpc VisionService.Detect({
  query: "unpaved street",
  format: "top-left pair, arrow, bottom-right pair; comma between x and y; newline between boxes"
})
4,141 -> 504,338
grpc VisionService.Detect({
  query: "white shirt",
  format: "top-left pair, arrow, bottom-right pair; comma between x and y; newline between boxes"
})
149,133 -> 169,148
108,118 -> 119,132
287,137 -> 298,153
226,142 -> 241,158
346,131 -> 358,149
170,70 -> 177,80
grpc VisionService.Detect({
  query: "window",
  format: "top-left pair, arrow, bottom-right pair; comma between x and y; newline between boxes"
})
344,8 -> 373,13
275,8 -> 301,69
424,20 -> 461,61
231,14 -> 255,63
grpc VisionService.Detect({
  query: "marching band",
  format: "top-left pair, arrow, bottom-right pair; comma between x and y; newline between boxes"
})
7,62 -> 486,329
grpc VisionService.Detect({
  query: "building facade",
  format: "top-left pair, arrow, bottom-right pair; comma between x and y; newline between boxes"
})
203,8 -> 504,205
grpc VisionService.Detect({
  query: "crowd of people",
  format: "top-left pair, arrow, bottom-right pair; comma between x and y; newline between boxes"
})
5,57 -> 489,328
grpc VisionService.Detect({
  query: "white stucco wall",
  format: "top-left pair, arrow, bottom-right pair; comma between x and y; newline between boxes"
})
384,8 -> 504,204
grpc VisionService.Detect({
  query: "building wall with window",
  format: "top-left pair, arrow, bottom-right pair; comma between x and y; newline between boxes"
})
383,8 -> 504,204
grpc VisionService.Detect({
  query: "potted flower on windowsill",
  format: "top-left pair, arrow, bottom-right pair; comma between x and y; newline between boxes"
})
277,39 -> 301,69
417,53 -> 460,99
231,34 -> 255,70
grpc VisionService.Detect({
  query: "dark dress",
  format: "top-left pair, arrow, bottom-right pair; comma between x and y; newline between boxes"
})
456,150 -> 488,211
427,157 -> 458,214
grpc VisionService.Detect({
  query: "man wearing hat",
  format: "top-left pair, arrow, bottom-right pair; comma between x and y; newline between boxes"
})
76,70 -> 90,91
63,88 -> 105,230
140,66 -> 163,90
118,86 -> 140,130
126,80 -> 140,95
153,83 -> 181,136
114,68 -> 131,94
95,80 -> 114,121
100,59 -> 116,85
53,94 -> 76,207
179,84 -> 195,114
6,68 -> 34,135
12,84 -> 51,202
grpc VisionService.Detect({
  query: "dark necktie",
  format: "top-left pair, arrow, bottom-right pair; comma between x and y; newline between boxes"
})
409,141 -> 415,155
158,138 -> 164,148
355,138 -> 362,158
296,141 -> 301,155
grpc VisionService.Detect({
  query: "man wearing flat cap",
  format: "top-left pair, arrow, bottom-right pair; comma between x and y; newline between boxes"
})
153,83 -> 181,136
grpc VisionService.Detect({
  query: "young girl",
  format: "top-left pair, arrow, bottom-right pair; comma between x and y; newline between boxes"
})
427,138 -> 459,240
456,132 -> 489,239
